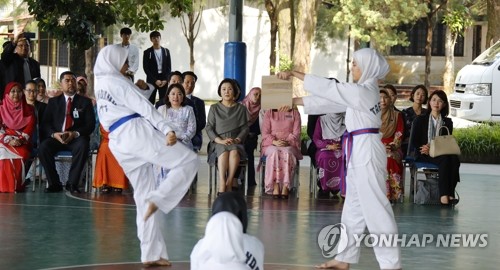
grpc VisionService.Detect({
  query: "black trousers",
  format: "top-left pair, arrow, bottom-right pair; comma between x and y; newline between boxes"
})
418,154 -> 460,197
39,137 -> 89,187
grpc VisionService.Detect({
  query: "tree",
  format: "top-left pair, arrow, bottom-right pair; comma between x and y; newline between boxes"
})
292,0 -> 321,97
486,0 -> 500,46
178,0 -> 204,71
442,2 -> 473,93
330,0 -> 428,50
24,0 -> 185,73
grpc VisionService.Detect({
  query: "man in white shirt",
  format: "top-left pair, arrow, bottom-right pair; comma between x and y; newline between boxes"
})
118,27 -> 140,80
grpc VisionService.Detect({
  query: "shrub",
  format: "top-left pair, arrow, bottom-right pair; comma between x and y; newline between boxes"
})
454,123 -> 500,164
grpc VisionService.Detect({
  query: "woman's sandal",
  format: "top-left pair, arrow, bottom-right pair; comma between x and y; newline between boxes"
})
101,186 -> 111,194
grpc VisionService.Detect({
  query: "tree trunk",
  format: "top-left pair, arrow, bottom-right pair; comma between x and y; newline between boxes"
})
443,26 -> 457,94
487,0 -> 500,46
70,47 -> 86,78
292,0 -> 320,97
85,48 -> 95,97
265,1 -> 278,74
424,12 -> 435,89
278,0 -> 293,58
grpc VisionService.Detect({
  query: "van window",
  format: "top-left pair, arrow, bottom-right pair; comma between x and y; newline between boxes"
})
473,42 -> 500,65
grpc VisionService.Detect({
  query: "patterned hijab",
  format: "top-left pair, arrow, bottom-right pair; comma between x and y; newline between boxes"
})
241,87 -> 261,126
380,89 -> 398,138
0,82 -> 34,130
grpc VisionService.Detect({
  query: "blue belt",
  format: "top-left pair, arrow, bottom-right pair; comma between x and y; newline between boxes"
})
109,113 -> 140,132
340,128 -> 379,194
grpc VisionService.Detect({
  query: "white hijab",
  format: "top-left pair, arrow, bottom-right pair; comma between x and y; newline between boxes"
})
353,48 -> 390,84
190,212 -> 247,270
94,44 -> 129,77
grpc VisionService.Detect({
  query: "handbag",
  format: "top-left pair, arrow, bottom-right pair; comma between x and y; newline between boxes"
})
429,126 -> 461,157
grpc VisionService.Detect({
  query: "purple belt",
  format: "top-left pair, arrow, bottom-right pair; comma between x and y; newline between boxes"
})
340,128 -> 379,195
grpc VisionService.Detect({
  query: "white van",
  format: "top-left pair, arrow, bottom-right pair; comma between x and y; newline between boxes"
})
449,41 -> 500,122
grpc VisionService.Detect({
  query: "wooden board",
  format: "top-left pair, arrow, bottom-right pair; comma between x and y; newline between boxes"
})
261,75 -> 293,110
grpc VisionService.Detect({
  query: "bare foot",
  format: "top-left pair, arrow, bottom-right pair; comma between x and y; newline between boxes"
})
144,202 -> 159,221
143,258 -> 171,266
315,259 -> 349,269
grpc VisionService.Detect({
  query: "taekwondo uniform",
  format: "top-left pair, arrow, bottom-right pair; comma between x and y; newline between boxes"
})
94,45 -> 199,263
302,49 -> 401,269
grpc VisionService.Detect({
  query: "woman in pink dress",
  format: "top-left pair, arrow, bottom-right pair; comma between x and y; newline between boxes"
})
380,89 -> 404,202
0,82 -> 35,192
260,109 -> 302,199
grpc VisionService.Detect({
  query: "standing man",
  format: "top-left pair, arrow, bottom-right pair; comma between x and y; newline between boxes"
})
143,31 -> 171,104
182,71 -> 206,152
39,71 -> 96,193
1,33 -> 41,98
118,27 -> 140,80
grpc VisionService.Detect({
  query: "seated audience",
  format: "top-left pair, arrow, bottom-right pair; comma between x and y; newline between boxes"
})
211,192 -> 264,270
0,82 -> 35,192
39,71 -> 96,193
183,71 -> 206,153
206,79 -> 248,195
241,87 -> 261,187
35,78 -> 49,103
260,108 -> 302,199
383,84 -> 401,112
402,85 -> 428,155
154,70 -> 183,108
190,212 -> 248,270
155,83 -> 196,187
93,125 -> 128,193
23,80 -> 47,183
380,89 -> 404,202
413,90 -> 460,205
312,113 -> 346,196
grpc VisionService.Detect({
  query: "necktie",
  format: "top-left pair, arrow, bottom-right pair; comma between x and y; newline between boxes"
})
23,59 -> 31,83
65,97 -> 73,131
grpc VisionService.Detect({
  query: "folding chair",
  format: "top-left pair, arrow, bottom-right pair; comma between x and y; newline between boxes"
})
406,119 -> 440,204
208,159 -> 249,195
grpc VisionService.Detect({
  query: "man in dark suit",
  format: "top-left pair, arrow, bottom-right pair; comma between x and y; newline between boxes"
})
1,33 -> 41,98
182,71 -> 206,152
143,31 -> 172,104
39,71 -> 96,193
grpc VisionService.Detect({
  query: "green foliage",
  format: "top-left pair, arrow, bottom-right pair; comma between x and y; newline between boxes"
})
314,4 -> 345,51
454,123 -> 500,164
25,0 -> 194,50
270,53 -> 294,73
26,0 -> 116,50
301,126 -> 310,142
442,5 -> 473,36
331,0 -> 429,50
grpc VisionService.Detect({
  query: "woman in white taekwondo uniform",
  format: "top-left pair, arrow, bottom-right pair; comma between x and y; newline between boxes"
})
278,48 -> 401,270
94,45 -> 199,267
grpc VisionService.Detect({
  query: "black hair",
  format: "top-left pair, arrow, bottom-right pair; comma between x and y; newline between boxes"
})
120,27 -> 132,35
384,84 -> 398,97
427,90 -> 449,117
25,80 -> 37,88
217,78 -> 241,100
168,71 -> 183,83
182,71 -> 198,82
164,83 -> 186,108
150,31 -> 161,39
409,84 -> 429,103
59,71 -> 76,82
211,192 -> 248,233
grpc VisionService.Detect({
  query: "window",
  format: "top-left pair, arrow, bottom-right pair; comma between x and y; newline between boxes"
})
391,19 -> 464,57
38,31 -> 70,67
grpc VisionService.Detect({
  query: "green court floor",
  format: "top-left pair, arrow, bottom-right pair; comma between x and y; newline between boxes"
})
0,158 -> 498,270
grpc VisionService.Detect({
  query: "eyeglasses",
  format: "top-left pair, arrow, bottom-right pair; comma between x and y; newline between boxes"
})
10,89 -> 23,93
